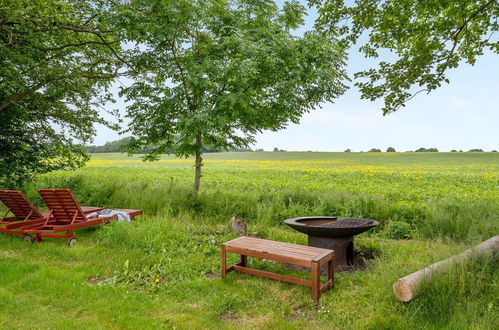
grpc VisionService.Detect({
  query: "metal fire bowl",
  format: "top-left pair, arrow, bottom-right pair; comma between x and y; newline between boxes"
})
284,216 -> 379,238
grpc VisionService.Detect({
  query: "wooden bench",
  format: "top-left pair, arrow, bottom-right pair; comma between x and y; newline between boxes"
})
221,236 -> 334,302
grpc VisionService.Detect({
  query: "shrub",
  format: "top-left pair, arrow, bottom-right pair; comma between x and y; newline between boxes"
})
383,221 -> 413,239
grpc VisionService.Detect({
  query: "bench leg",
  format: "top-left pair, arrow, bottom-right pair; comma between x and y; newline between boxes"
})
328,258 -> 334,288
240,255 -> 247,267
221,245 -> 227,278
311,261 -> 320,303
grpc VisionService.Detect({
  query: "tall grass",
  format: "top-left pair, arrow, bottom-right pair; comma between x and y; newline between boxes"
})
405,253 -> 498,329
25,173 -> 498,243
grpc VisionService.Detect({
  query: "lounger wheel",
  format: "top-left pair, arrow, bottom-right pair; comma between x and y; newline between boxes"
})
67,238 -> 77,247
22,234 -> 34,243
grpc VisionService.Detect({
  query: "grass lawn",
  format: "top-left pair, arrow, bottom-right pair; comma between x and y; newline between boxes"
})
0,152 -> 498,329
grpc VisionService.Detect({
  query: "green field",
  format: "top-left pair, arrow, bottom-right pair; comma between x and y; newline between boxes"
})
0,152 -> 498,329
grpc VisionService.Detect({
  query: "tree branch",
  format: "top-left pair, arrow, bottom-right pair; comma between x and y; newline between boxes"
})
33,39 -> 119,52
439,0 -> 497,74
0,71 -> 128,112
2,17 -> 128,68
169,33 -> 194,110
52,23 -> 113,34
0,18 -> 17,27
0,78 -> 59,112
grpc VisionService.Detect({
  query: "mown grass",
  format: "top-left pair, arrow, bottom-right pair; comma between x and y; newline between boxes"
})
0,216 -> 496,329
0,152 -> 498,329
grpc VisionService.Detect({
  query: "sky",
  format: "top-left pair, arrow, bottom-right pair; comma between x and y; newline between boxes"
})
92,2 -> 499,152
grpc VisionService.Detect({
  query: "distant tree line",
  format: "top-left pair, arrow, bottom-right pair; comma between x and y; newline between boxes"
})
87,138 -> 259,153
343,147 -> 497,153
88,140 -> 497,154
86,137 -> 131,153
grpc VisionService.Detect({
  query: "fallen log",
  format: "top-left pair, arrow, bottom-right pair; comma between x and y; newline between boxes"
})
393,235 -> 499,302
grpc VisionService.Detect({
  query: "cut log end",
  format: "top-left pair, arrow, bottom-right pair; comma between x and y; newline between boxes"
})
393,280 -> 413,302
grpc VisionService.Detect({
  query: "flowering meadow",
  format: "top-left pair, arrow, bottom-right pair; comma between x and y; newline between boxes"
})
28,152 -> 499,242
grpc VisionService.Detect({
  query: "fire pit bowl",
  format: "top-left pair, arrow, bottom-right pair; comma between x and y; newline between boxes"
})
284,216 -> 378,238
285,216 -> 379,269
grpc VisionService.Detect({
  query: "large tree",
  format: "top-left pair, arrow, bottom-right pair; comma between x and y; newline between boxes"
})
119,0 -> 348,196
0,0 -> 125,187
312,0 -> 499,114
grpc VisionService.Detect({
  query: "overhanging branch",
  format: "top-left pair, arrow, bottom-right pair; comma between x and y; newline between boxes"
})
0,70 -> 129,112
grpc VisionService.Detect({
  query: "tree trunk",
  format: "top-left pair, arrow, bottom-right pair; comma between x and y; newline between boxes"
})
393,235 -> 499,302
193,133 -> 203,197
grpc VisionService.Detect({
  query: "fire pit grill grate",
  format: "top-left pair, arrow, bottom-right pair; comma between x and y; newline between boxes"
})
317,218 -> 374,229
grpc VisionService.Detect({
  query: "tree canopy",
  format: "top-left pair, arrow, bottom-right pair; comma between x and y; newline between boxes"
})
0,0 -> 124,187
119,0 -> 348,196
312,0 -> 499,114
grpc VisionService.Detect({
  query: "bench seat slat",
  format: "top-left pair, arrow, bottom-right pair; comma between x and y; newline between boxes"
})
223,236 -> 333,264
223,245 -> 314,267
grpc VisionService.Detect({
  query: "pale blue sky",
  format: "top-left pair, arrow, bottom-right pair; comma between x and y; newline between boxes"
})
93,1 -> 498,152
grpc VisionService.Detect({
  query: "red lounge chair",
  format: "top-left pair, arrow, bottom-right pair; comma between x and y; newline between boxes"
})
0,190 -> 48,237
22,189 -> 142,246
0,190 -> 105,239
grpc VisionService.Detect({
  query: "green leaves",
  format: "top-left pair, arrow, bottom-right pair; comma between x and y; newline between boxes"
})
120,0 -> 348,169
0,0 -> 124,187
278,0 -> 307,29
313,0 -> 499,113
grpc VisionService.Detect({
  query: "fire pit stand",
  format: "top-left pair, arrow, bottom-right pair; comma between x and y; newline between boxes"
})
308,236 -> 354,267
284,216 -> 378,270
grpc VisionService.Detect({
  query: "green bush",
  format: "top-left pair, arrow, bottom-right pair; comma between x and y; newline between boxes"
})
382,221 -> 414,239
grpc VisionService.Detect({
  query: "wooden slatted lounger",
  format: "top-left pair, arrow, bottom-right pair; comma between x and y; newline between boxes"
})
0,190 -> 47,236
0,190 -> 104,239
221,236 -> 334,303
22,189 -> 143,246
